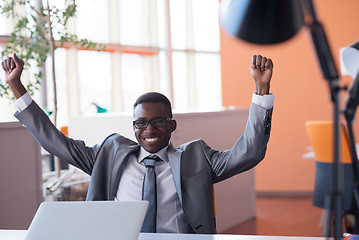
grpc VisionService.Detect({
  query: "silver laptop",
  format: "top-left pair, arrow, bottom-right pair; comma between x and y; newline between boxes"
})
25,201 -> 148,240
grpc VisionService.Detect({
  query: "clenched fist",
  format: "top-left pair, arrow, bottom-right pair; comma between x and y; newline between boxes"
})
250,55 -> 273,95
1,53 -> 26,98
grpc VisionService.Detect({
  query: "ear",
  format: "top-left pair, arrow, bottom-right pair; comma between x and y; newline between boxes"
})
170,119 -> 177,132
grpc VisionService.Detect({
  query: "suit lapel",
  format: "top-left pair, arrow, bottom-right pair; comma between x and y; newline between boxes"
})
167,144 -> 183,204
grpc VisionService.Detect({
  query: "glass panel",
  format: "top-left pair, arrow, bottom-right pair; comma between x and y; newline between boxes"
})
26,61 -> 39,104
121,54 -> 146,112
119,0 -> 158,47
195,53 -> 222,109
45,48 -> 68,126
119,0 -> 142,46
76,0 -> 109,43
156,0 -> 167,48
169,0 -> 187,50
192,0 -> 220,51
0,12 -> 12,35
172,51 -> 188,110
78,51 -> 112,115
158,50 -> 170,96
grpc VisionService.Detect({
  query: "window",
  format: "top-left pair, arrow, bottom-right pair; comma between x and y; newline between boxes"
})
0,0 -> 222,126
74,0 -> 222,117
169,0 -> 222,110
45,48 -> 68,124
77,51 -> 112,113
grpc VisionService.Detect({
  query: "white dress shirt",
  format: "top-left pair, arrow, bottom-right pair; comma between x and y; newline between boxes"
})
13,91 -> 274,232
115,146 -> 188,233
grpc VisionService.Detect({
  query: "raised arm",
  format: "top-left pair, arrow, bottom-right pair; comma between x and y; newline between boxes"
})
2,54 -> 97,174
250,55 -> 273,96
208,55 -> 274,181
1,53 -> 27,99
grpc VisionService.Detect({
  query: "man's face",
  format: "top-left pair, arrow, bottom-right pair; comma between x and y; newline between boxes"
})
133,102 -> 176,153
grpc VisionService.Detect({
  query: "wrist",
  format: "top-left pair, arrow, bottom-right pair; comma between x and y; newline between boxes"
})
8,79 -> 27,99
255,84 -> 270,95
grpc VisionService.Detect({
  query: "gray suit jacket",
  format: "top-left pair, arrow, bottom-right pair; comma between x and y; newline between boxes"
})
15,101 -> 272,234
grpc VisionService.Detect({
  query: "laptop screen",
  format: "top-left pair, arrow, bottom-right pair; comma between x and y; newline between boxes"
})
25,201 -> 148,240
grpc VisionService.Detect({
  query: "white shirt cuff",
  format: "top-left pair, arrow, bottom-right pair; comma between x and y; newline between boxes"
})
14,92 -> 33,112
252,92 -> 275,110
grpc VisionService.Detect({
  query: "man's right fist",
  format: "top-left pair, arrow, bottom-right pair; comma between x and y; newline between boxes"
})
1,53 -> 27,99
1,53 -> 24,83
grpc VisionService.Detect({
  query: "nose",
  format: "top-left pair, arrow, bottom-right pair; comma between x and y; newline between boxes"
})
144,122 -> 156,133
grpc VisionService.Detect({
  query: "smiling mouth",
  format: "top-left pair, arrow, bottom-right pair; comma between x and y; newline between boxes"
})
144,137 -> 159,143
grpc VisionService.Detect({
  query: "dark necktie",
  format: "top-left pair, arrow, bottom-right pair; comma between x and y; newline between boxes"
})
141,155 -> 160,233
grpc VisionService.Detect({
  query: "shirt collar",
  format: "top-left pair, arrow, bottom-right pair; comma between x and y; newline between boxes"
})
138,145 -> 169,163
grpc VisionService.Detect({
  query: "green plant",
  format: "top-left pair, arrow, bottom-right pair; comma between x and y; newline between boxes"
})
0,0 -> 105,126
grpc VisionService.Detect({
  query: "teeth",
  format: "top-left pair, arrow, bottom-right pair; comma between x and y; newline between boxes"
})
145,138 -> 158,142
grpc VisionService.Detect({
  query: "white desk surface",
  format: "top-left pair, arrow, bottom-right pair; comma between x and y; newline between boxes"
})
0,230 -> 27,240
0,230 -> 330,240
139,233 -> 329,240
302,144 -> 359,160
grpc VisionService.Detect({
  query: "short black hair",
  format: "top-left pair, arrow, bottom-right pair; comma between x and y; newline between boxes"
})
133,92 -> 173,118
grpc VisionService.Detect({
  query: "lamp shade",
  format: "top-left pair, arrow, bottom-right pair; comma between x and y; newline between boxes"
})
340,41 -> 359,79
219,0 -> 305,44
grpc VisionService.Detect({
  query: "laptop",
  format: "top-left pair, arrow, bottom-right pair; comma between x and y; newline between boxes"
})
25,201 -> 148,240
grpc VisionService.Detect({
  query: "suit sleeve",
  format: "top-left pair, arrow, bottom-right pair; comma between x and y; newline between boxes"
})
15,101 -> 99,175
204,102 -> 273,183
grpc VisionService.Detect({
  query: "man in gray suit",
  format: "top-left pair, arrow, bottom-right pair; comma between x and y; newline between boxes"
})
2,53 -> 274,234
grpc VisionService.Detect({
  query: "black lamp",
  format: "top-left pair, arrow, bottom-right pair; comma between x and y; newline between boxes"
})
219,0 -> 304,45
219,0 -> 343,239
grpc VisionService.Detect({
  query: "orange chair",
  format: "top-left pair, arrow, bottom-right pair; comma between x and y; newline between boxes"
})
305,121 -> 352,164
60,126 -> 68,136
305,121 -> 354,212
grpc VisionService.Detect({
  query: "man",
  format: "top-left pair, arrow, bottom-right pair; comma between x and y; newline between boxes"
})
2,53 -> 274,234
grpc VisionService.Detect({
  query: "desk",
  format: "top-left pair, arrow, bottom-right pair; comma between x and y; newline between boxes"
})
139,233 -> 329,240
0,230 -> 27,240
0,230 -> 330,240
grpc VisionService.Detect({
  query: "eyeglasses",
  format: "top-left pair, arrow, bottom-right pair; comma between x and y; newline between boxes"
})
133,118 -> 172,129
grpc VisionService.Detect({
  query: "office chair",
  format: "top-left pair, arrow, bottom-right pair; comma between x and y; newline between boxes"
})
305,120 -> 354,212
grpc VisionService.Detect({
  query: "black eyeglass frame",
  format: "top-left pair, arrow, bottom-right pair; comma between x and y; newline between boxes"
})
133,118 -> 173,129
